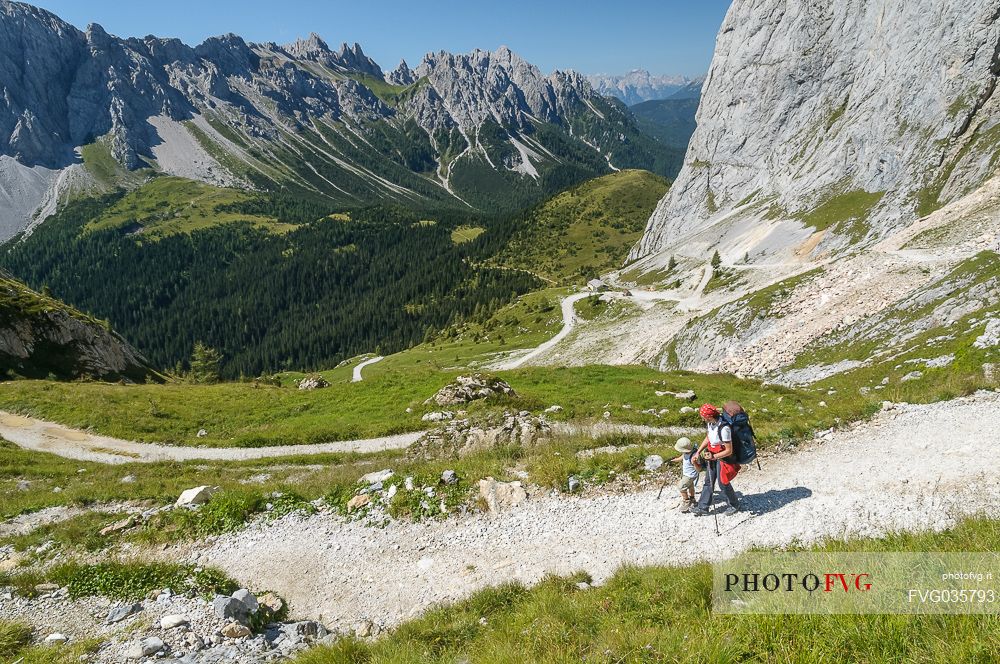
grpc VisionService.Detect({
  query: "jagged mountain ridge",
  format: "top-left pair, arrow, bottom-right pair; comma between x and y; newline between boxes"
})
0,1 -> 679,240
631,0 -> 1000,264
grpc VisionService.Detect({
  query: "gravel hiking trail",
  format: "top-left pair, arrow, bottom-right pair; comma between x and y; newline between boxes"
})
497,291 -> 591,369
200,391 -> 1000,630
0,412 -> 697,465
352,355 -> 384,382
0,412 -> 422,464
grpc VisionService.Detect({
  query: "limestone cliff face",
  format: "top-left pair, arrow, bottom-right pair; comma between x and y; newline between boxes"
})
632,0 -> 1000,261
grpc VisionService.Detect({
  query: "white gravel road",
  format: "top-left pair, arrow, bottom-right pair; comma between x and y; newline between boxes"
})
496,291 -> 590,369
200,391 -> 1000,630
352,356 -> 384,382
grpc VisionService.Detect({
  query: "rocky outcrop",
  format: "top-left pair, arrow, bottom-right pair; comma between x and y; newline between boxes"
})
386,59 -> 416,86
428,374 -> 516,406
0,276 -> 155,381
478,477 -> 528,513
297,374 -> 330,390
409,411 -> 550,460
632,0 -> 1000,262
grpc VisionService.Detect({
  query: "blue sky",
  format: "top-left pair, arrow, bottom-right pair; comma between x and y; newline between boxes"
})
28,0 -> 731,77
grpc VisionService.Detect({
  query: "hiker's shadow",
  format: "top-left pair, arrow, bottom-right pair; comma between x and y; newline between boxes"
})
740,486 -> 812,516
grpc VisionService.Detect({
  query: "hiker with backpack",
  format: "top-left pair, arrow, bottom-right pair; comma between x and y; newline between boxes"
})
722,401 -> 758,459
690,403 -> 741,517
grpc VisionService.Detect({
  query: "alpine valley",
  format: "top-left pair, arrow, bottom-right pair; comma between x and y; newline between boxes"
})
0,0 -> 687,377
1,1 -> 1000,663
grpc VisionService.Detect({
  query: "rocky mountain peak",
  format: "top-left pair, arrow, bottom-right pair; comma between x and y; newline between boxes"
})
333,41 -> 382,78
411,45 -> 577,133
387,59 -> 416,86
194,33 -> 258,75
284,32 -> 331,58
84,22 -> 121,55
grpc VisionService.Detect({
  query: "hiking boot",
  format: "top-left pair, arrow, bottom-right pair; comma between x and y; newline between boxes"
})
689,506 -> 709,516
679,501 -> 691,513
722,505 -> 739,516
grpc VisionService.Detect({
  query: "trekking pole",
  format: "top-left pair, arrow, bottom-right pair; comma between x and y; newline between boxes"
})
656,469 -> 670,500
707,460 -> 720,536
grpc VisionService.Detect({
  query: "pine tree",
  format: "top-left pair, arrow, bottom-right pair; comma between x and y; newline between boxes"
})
711,251 -> 721,269
667,255 -> 677,271
190,342 -> 222,384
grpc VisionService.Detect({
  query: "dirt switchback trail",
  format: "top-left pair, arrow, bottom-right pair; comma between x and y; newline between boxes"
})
0,412 -> 422,464
0,412 -> 699,464
202,391 -> 1000,629
497,291 -> 590,369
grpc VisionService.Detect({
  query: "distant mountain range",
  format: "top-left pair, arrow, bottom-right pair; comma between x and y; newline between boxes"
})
0,1 -> 683,240
586,71 -> 704,106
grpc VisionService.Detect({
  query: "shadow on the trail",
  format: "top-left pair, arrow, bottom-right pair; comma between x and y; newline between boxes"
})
738,486 -> 813,516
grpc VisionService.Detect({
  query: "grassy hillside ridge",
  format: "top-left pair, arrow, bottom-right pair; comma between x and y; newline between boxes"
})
0,276 -> 155,382
492,170 -> 670,284
294,518 -> 1000,663
0,276 -> 104,329
83,176 -> 299,239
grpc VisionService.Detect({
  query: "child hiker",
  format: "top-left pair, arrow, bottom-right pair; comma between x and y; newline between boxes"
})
669,436 -> 701,512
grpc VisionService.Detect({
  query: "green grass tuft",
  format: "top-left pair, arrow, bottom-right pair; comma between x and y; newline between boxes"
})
0,621 -> 32,658
0,561 -> 237,600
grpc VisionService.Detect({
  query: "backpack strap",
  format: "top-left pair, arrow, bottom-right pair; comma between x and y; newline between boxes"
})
718,421 -> 733,445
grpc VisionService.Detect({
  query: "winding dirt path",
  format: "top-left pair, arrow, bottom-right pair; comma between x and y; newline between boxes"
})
201,392 -> 1000,629
496,291 -> 591,369
0,412 -> 422,464
0,412 -> 699,465
352,355 -> 384,382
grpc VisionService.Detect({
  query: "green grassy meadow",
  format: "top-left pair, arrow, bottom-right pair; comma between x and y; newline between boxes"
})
83,176 -> 299,239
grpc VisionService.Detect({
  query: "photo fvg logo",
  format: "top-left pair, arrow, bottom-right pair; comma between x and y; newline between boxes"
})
724,572 -> 873,593
716,553 -> 999,615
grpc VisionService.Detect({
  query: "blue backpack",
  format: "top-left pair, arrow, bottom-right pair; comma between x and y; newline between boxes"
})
721,410 -> 757,465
